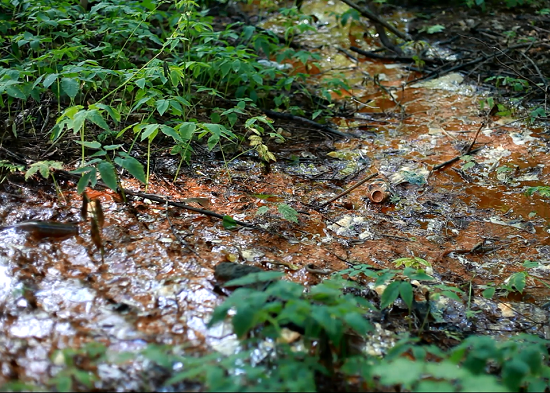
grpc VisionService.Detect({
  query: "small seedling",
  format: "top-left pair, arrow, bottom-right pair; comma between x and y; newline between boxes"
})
82,192 -> 105,261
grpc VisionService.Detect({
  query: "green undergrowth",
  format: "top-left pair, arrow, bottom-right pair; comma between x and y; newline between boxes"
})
3,264 -> 549,392
138,265 -> 550,392
1,0 -> 547,193
0,0 -> 337,191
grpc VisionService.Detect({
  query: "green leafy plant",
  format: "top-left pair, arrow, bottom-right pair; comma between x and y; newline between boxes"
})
482,260 -> 550,300
0,0 -> 321,188
139,264 -> 550,392
244,115 -> 282,162
529,106 -> 547,123
49,342 -> 107,392
0,160 -> 25,183
145,277 -> 374,391
255,197 -> 299,223
392,256 -> 431,270
419,24 -> 445,34
486,75 -> 529,93
460,154 -> 476,170
24,160 -> 64,181
526,185 -> 550,198
68,141 -> 146,194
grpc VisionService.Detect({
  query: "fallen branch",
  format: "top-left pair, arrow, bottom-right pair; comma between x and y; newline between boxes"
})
432,146 -> 484,171
339,0 -> 410,41
350,46 -> 442,65
464,122 -> 485,155
405,40 -> 545,87
54,169 -> 263,230
124,189 -> 263,230
262,109 -> 356,138
318,171 -> 379,208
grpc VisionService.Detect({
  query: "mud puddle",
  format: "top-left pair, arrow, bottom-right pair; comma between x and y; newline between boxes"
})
1,0 -> 550,390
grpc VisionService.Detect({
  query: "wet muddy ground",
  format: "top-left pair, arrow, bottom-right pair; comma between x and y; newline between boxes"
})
1,1 -> 550,390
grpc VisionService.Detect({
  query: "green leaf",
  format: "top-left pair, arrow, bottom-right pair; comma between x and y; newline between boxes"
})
176,122 -> 197,140
160,125 -> 182,143
98,161 -> 118,191
256,206 -> 269,215
311,305 -> 342,344
343,312 -> 371,335
170,70 -> 181,87
416,380 -> 455,392
24,165 -> 41,180
277,203 -> 298,223
72,369 -> 96,388
77,169 -> 96,194
508,272 -> 526,293
103,144 -> 123,151
482,287 -> 496,299
165,366 -> 208,386
224,271 -> 283,287
219,61 -> 231,77
426,24 -> 445,34
399,281 -> 413,309
394,257 -> 431,268
210,112 -> 221,124
207,133 -> 219,150
140,124 -> 159,141
86,109 -> 110,130
6,85 -> 27,99
440,290 -> 462,302
406,271 -> 435,281
203,123 -> 234,139
135,78 -> 146,89
265,280 -> 304,300
141,345 -> 174,369
373,358 -> 423,387
0,381 -> 38,392
500,359 -> 529,392
69,110 -> 87,133
380,281 -> 401,309
312,109 -> 323,120
208,302 -> 232,327
525,377 -> 547,392
156,99 -> 170,116
43,73 -> 58,88
55,374 -> 73,392
222,215 -> 237,230
89,150 -> 107,158
61,77 -> 79,99
519,347 -> 542,375
59,105 -> 83,121
526,186 -> 550,197
523,260 -> 539,269
114,155 -> 146,184
75,140 -> 102,149
232,59 -> 241,72
93,103 -> 121,124
309,282 -> 344,301
50,122 -> 66,141
25,161 -> 63,180
232,306 -> 257,337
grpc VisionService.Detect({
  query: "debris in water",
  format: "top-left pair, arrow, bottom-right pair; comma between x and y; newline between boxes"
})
0,220 -> 79,240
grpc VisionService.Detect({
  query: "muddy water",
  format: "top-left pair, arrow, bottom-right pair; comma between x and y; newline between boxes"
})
1,1 -> 550,390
